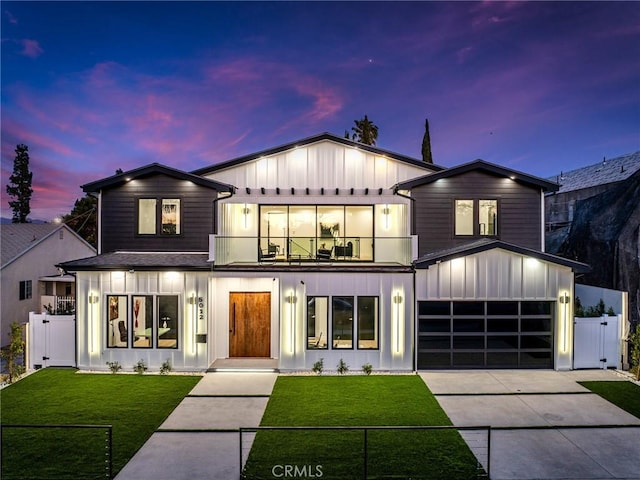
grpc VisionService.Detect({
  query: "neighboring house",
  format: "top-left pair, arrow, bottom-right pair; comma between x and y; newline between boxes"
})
545,152 -> 640,327
61,133 -> 588,372
0,223 -> 96,346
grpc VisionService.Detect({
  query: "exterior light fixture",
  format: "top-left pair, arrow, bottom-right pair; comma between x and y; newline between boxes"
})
559,292 -> 570,353
393,293 -> 403,353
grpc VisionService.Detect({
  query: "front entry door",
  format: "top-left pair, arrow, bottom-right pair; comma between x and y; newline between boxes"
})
229,292 -> 271,357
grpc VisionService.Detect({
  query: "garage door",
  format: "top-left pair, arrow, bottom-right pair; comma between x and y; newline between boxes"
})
417,301 -> 554,369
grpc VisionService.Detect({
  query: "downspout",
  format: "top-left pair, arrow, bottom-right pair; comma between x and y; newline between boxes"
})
393,186 -> 416,235
212,188 -> 235,235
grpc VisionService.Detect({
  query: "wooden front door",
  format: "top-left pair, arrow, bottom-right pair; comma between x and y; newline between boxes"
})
229,292 -> 271,357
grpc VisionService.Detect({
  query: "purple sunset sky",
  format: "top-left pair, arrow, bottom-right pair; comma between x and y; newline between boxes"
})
1,1 -> 638,221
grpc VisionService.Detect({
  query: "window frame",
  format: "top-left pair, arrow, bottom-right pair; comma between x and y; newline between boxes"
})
157,295 -> 179,349
106,295 -> 129,348
19,280 -> 32,301
357,296 -> 379,350
306,296 -> 329,350
453,198 -> 500,238
331,296 -> 354,349
132,295 -> 154,349
136,196 -> 183,237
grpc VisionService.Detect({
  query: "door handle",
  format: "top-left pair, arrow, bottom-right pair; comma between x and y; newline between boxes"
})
230,303 -> 236,335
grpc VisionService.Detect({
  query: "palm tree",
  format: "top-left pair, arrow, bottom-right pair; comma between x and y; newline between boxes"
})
351,115 -> 379,145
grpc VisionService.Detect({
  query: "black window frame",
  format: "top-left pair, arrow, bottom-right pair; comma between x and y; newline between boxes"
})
136,196 -> 183,237
19,280 -> 32,301
453,198 -> 500,238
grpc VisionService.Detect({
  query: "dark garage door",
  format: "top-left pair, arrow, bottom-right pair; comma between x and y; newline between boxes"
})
417,301 -> 554,369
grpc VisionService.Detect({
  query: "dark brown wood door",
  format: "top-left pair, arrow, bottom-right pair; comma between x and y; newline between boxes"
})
229,292 -> 271,357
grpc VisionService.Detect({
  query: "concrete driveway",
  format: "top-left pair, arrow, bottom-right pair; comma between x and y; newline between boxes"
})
419,370 -> 640,479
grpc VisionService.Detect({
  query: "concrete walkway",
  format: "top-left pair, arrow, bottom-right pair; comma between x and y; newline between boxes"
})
419,370 -> 640,479
115,372 -> 277,480
115,370 -> 640,480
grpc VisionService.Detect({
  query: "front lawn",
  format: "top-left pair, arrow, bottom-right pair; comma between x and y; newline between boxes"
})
242,375 -> 483,479
0,368 -> 200,479
579,380 -> 640,419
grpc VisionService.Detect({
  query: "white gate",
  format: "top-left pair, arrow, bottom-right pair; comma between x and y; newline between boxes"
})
28,313 -> 76,368
573,315 -> 620,369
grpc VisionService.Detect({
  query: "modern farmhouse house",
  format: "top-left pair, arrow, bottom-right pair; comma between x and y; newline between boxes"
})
61,133 -> 588,372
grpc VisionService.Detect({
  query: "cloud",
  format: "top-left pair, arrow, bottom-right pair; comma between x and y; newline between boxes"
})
4,10 -> 17,24
20,39 -> 43,58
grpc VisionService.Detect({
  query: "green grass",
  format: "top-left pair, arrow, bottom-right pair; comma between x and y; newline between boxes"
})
579,380 -> 640,419
0,368 -> 200,479
243,375 -> 483,479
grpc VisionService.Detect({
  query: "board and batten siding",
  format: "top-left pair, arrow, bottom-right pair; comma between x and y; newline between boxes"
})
100,174 -> 217,253
204,141 -> 433,190
411,170 -> 543,255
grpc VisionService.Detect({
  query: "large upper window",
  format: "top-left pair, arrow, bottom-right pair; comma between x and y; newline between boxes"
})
138,198 -> 181,235
455,199 -> 498,237
260,205 -> 373,260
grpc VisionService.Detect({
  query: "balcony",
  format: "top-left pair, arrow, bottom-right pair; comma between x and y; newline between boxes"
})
209,235 -> 417,266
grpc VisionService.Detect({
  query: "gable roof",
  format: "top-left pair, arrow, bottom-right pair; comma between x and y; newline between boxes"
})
1,223 -> 95,269
547,151 -> 640,194
191,132 -> 446,176
413,238 -> 590,273
394,159 -> 560,192
82,163 -> 234,193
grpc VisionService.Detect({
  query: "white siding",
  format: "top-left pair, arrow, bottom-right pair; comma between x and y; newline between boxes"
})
204,140 -> 431,190
416,248 -> 575,370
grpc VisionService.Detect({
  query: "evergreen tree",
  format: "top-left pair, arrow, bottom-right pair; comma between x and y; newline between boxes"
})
62,194 -> 98,248
6,144 -> 33,223
421,118 -> 433,164
351,115 -> 379,145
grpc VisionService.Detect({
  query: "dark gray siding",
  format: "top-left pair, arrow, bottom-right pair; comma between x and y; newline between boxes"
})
101,173 -> 217,253
413,170 -> 542,255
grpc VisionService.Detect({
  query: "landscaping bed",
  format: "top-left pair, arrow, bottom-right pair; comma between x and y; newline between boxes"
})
242,375 -> 484,479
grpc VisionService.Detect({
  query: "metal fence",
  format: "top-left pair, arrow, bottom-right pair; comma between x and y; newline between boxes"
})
239,425 -> 491,480
0,424 -> 113,479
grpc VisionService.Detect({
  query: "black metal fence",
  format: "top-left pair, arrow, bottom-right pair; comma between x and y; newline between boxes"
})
0,424 -> 113,479
239,425 -> 491,480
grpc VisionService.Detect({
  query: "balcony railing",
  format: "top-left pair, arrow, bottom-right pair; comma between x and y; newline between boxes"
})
41,296 -> 76,315
209,235 -> 416,266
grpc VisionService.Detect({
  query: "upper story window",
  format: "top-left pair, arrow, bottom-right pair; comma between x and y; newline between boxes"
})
455,199 -> 498,237
19,280 -> 32,300
138,198 -> 181,235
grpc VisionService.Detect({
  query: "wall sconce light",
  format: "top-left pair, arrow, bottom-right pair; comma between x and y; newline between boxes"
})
242,204 -> 250,229
383,205 -> 391,230
88,295 -> 99,304
287,294 -> 298,304
393,293 -> 403,353
559,292 -> 570,353
188,294 -> 196,305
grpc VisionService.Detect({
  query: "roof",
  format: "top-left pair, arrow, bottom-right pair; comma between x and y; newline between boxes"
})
1,223 -> 94,269
395,159 -> 560,192
82,163 -> 234,193
413,238 -> 591,273
191,132 -> 446,176
547,151 -> 640,194
59,252 -> 211,271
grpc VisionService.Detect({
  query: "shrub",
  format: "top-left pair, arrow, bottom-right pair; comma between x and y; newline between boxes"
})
106,361 -> 122,374
362,363 -> 373,375
312,358 -> 324,375
337,358 -> 349,375
0,322 -> 25,383
133,359 -> 147,375
160,359 -> 172,375
629,326 -> 640,381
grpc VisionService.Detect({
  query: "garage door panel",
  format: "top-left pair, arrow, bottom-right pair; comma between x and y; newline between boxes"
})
418,300 -> 554,369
